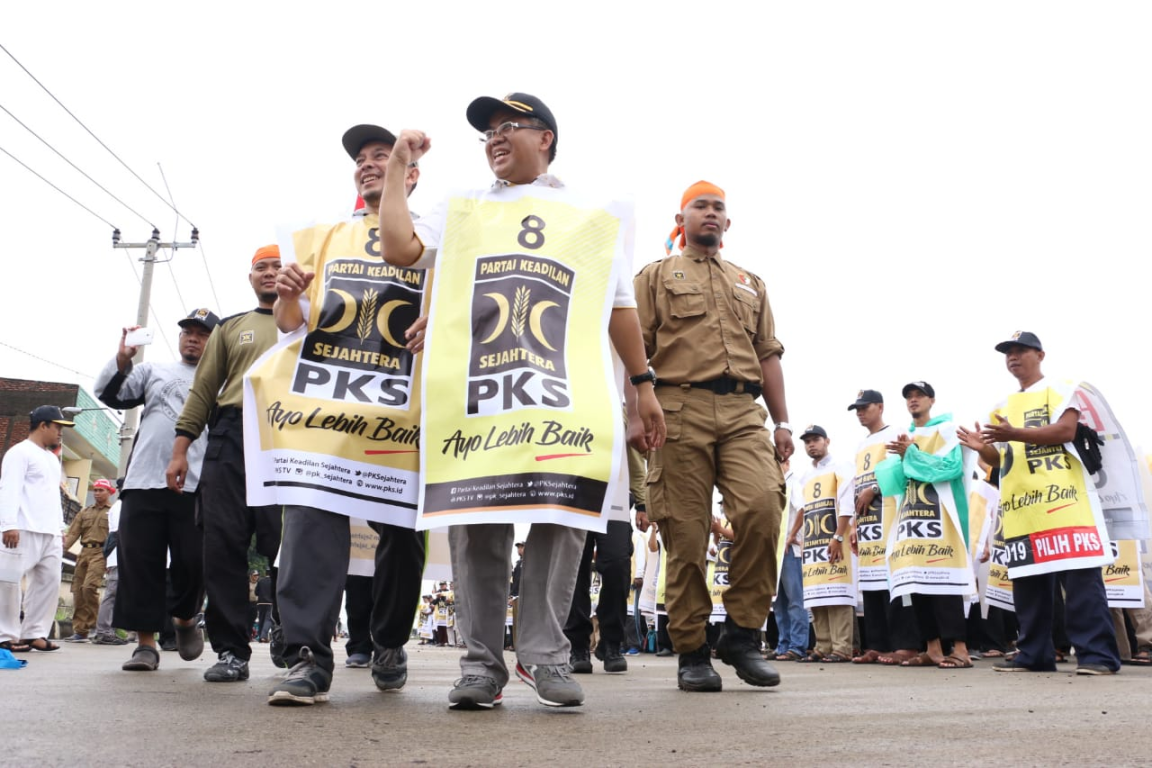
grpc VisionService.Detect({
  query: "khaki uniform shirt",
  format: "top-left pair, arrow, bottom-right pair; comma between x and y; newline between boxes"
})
64,502 -> 111,550
634,245 -> 783,384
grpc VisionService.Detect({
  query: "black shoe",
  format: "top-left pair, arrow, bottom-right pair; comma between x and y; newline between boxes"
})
677,644 -> 722,692
269,621 -> 287,669
371,646 -> 408,691
715,617 -> 780,687
268,647 -> 333,706
570,648 -> 593,674
596,641 -> 627,673
203,651 -> 250,682
173,621 -> 204,661
159,638 -> 178,652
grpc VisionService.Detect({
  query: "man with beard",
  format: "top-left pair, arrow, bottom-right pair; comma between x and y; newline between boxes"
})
168,247 -> 283,681
634,181 -> 792,692
98,310 -> 220,671
885,382 -> 973,669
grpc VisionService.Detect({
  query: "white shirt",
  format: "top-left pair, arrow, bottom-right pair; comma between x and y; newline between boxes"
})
0,439 -> 64,535
106,499 -> 121,569
411,174 -> 637,308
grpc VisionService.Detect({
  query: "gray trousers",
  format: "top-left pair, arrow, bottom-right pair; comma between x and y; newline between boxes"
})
450,523 -> 584,687
277,506 -> 348,674
95,566 -> 118,638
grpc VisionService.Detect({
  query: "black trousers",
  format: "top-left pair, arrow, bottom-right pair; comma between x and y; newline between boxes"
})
910,593 -> 966,644
1014,568 -> 1120,671
368,520 -> 427,651
862,590 -> 921,652
278,507 -> 426,673
113,488 -> 203,632
563,521 -> 633,651
344,574 -> 374,657
198,410 -> 282,662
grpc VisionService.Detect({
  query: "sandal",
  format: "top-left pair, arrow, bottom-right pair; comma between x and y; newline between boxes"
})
823,653 -> 850,663
23,638 -> 60,652
0,640 -> 31,653
852,649 -> 882,664
938,654 -> 973,669
901,652 -> 939,667
778,650 -> 804,662
796,652 -> 825,664
983,649 -> 1005,658
1127,649 -> 1152,666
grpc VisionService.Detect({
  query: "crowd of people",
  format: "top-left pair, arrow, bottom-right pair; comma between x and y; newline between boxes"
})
1,90 -> 1147,718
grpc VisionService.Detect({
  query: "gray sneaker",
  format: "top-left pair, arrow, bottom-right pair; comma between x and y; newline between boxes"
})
371,646 -> 408,691
268,647 -> 333,706
203,651 -> 249,682
515,661 -> 585,707
448,675 -> 503,710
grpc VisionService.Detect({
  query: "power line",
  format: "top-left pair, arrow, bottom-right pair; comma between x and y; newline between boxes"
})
0,101 -> 156,228
156,164 -> 190,312
0,40 -> 197,229
0,339 -> 95,380
0,143 -> 117,228
195,238 -> 224,312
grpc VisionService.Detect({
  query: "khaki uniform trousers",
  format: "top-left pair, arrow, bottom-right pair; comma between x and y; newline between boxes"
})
811,605 -> 854,658
71,548 -> 106,636
646,386 -> 785,652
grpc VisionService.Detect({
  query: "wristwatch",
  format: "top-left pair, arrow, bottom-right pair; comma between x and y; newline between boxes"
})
774,422 -> 793,434
832,533 -> 845,543
630,367 -> 657,387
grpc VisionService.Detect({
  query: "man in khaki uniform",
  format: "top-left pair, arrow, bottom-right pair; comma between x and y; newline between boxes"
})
62,478 -> 115,642
632,181 -> 794,692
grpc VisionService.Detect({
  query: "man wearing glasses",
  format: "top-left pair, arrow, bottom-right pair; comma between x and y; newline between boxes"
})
376,92 -> 665,710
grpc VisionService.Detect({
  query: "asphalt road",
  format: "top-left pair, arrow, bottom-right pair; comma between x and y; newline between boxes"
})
4,641 -> 1151,767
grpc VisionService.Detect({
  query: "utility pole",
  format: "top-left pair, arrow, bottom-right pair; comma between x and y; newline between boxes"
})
111,226 -> 199,474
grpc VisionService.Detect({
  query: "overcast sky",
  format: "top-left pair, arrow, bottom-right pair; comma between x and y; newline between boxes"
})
3,1 -> 1150,461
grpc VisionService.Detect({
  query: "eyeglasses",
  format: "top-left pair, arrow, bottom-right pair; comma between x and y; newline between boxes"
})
478,121 -> 548,143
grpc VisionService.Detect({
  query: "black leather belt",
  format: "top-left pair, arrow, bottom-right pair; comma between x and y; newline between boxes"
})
658,379 -> 762,398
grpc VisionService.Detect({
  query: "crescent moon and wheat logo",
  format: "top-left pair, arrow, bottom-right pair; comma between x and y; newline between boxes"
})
479,286 -> 561,351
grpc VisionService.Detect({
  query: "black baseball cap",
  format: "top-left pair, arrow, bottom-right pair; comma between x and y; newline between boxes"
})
178,308 -> 221,333
901,381 -> 936,399
995,330 -> 1043,354
341,124 -> 398,160
799,424 -> 828,440
30,405 -> 74,427
847,389 -> 884,411
467,92 -> 558,140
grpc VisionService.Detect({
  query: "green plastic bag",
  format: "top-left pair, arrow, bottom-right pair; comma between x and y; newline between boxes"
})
875,456 -> 906,497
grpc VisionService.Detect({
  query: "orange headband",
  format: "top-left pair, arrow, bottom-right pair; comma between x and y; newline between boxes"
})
666,181 -> 726,255
252,244 -> 280,266
680,180 -> 725,211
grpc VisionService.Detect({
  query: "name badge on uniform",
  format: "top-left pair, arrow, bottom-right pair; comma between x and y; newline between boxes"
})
734,277 -> 757,297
